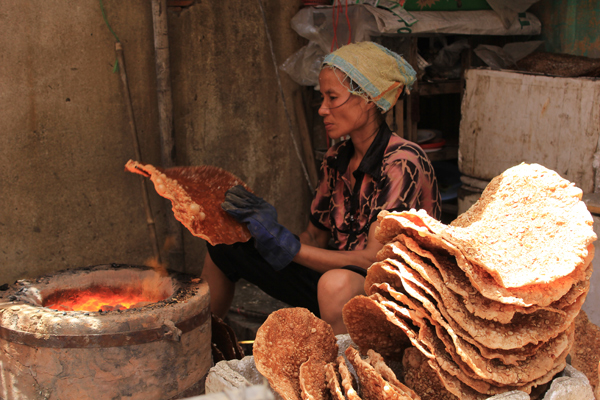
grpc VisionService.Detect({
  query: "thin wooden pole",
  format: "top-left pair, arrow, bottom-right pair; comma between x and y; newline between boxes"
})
293,90 -> 319,190
115,42 -> 162,265
151,0 -> 185,269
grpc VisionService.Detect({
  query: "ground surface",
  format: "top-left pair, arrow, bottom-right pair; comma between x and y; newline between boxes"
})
224,279 -> 290,355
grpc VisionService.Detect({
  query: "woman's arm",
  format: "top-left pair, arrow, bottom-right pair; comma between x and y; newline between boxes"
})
294,221 -> 383,274
299,221 -> 331,248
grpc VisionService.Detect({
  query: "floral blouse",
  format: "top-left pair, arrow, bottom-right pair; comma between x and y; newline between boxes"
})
310,124 -> 441,251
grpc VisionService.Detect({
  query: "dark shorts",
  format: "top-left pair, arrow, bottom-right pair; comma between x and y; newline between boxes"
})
207,240 -> 367,318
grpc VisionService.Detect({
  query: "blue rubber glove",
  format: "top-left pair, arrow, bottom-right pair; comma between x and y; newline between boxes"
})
222,186 -> 301,271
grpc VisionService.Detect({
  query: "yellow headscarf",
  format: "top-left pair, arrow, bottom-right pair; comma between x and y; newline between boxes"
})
322,41 -> 416,113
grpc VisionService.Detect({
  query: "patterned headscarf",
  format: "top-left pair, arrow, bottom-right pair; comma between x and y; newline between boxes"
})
322,41 -> 417,113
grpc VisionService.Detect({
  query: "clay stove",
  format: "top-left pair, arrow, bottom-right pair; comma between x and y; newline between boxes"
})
0,264 -> 211,400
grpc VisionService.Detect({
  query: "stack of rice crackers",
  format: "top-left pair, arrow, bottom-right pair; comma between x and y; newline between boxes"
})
343,163 -> 596,399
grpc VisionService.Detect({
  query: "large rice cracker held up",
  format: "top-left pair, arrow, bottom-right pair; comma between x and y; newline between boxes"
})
253,308 -> 338,400
125,160 -> 251,246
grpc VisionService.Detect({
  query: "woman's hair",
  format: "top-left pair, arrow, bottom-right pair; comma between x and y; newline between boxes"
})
322,65 -> 367,98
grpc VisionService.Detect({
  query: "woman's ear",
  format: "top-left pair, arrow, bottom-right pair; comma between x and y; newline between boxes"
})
363,99 -> 378,112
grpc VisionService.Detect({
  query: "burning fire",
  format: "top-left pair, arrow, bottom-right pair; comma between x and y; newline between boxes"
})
44,286 -> 155,312
44,241 -> 174,312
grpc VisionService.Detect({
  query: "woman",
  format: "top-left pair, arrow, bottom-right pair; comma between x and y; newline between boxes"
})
202,41 -> 441,334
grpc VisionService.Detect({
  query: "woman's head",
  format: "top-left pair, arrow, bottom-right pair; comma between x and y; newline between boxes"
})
320,42 -> 416,113
318,67 -> 380,140
318,42 -> 416,140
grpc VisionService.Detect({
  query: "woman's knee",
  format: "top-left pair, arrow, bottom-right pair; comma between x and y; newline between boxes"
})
317,269 -> 365,307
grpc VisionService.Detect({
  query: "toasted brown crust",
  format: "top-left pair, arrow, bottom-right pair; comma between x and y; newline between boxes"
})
125,160 -> 251,245
366,349 -> 420,400
342,294 -> 424,360
376,205 -> 595,307
338,356 -> 362,400
381,245 -> 583,351
345,346 -> 414,400
253,308 -> 338,400
403,347 -> 456,400
299,357 -> 329,400
397,234 -> 584,324
359,164 -> 596,399
324,362 -> 346,400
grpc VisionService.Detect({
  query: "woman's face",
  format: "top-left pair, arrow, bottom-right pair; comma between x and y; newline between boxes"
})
318,68 -> 375,140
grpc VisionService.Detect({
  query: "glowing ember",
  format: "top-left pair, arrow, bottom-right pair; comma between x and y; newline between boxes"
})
44,286 -> 158,312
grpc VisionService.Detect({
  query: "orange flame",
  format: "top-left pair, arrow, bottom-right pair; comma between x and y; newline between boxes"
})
44,286 -> 154,312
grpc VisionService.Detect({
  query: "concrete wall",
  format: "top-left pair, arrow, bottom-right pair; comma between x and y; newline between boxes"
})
0,1 -> 309,285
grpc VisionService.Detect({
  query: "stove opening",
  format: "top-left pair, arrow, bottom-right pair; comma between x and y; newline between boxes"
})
35,266 -> 175,312
44,285 -> 163,311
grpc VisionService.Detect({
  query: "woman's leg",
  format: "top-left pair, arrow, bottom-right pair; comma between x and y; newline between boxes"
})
206,241 -> 323,317
201,252 -> 235,318
317,268 -> 366,335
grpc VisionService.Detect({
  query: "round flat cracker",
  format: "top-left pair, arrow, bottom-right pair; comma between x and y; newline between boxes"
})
366,349 -> 419,400
368,259 -> 548,362
253,308 -> 338,400
376,207 -> 594,307
446,163 -> 596,289
375,209 -> 446,245
403,314 -> 542,396
125,160 -> 251,246
427,353 -> 566,400
369,275 -> 574,375
419,321 -> 493,395
367,281 -> 423,316
432,320 -> 573,387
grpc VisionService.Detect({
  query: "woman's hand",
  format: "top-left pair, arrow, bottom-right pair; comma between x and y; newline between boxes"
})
294,221 -> 383,273
222,186 -> 300,271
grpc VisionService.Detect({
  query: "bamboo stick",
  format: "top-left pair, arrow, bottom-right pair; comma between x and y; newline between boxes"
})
151,0 -> 185,269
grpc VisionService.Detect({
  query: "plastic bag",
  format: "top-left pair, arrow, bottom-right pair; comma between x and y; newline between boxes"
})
430,38 -> 470,79
280,42 -> 326,87
281,6 -> 381,87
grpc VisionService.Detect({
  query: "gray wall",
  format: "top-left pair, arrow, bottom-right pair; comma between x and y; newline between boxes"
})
0,1 -> 311,285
